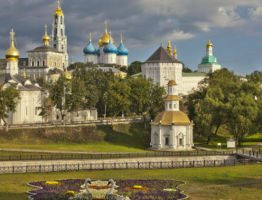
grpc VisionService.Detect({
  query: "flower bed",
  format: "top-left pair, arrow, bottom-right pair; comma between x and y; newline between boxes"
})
28,179 -> 186,200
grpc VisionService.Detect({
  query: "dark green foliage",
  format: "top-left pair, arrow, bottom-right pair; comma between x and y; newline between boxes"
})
0,85 -> 20,128
188,68 -> 261,146
127,61 -> 142,76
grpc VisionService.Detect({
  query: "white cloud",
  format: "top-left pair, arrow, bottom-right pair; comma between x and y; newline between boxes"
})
165,30 -> 195,41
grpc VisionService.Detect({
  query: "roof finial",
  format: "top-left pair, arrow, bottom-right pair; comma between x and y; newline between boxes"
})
173,43 -> 177,59
120,32 -> 123,43
89,32 -> 92,42
10,28 -> 15,47
166,40 -> 173,55
104,20 -> 108,33
42,24 -> 50,46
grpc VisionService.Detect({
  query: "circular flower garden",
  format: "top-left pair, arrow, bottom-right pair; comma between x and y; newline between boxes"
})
28,179 -> 187,200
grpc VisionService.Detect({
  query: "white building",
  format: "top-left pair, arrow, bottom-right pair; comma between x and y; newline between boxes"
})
198,39 -> 222,73
83,22 -> 128,67
141,45 -> 206,95
0,29 -> 45,125
150,80 -> 194,150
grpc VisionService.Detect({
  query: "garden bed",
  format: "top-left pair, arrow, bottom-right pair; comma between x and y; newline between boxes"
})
28,179 -> 187,200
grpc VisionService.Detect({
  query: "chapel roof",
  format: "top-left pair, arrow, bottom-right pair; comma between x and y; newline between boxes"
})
28,46 -> 60,53
145,46 -> 184,64
151,111 -> 191,126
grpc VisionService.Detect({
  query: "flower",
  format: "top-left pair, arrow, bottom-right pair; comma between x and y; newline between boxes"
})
163,188 -> 177,192
133,185 -> 143,189
66,191 -> 76,196
45,181 -> 60,185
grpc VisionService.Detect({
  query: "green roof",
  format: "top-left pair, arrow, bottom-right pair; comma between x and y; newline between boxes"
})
131,72 -> 142,77
182,72 -> 207,77
200,55 -> 220,66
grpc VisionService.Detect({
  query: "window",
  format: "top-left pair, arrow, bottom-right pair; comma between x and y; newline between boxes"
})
60,16 -> 63,24
54,44 -> 57,48
32,61 -> 34,67
179,138 -> 183,146
61,29 -> 63,36
169,103 -> 172,109
165,137 -> 169,145
37,61 -> 40,67
62,45 -> 64,50
43,61 -> 45,66
35,107 -> 38,115
55,16 -> 58,24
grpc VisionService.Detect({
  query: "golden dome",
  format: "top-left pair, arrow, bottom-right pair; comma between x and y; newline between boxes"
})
206,39 -> 213,48
42,24 -> 50,46
152,111 -> 190,125
165,95 -> 180,101
98,21 -> 114,47
65,67 -> 72,80
54,0 -> 64,16
168,80 -> 177,86
166,40 -> 172,54
5,29 -> 20,62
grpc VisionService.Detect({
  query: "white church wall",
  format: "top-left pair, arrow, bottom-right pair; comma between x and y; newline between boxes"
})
181,76 -> 206,95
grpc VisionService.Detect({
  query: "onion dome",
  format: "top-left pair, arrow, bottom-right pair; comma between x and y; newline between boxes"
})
54,0 -> 64,16
168,80 -> 177,86
166,40 -> 172,55
83,33 -> 96,54
206,39 -> 213,48
104,40 -> 117,54
42,24 -> 50,46
5,29 -> 20,62
117,34 -> 128,56
98,21 -> 114,47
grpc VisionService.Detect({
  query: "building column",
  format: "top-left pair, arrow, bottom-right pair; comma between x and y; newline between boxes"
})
158,123 -> 162,149
169,123 -> 175,148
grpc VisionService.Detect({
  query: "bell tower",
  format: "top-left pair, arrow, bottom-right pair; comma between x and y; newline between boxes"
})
50,0 -> 68,68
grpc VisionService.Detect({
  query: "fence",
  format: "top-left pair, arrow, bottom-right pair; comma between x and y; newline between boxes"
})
236,148 -> 262,161
0,159 -> 238,174
0,150 -> 235,161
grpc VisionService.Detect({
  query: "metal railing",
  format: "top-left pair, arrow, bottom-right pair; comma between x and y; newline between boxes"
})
0,150 -> 235,161
0,159 -> 239,174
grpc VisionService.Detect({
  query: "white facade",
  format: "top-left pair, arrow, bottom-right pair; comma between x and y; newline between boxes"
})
103,53 -> 117,64
85,54 -> 97,64
150,81 -> 194,150
117,55 -> 128,66
6,60 -> 19,76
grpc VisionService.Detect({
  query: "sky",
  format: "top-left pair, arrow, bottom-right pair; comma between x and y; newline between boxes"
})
1,0 -> 262,75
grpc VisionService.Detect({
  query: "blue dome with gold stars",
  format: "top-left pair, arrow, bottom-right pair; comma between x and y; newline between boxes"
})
117,42 -> 128,56
103,40 -> 117,54
83,41 -> 96,55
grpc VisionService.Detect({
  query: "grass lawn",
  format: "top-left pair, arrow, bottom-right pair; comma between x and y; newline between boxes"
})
0,123 -> 150,153
0,164 -> 261,200
194,133 -> 262,150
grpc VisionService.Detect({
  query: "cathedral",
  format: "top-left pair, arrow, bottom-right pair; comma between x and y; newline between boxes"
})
83,21 -> 128,67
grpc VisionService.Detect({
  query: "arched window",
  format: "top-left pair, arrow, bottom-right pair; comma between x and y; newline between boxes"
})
43,61 -> 45,66
60,16 -> 63,24
37,61 -> 40,67
32,61 -> 34,67
61,29 -> 63,36
169,103 -> 172,109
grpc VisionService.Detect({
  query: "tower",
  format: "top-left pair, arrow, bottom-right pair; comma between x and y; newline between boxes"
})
51,0 -> 68,68
117,33 -> 128,66
206,39 -> 213,56
173,44 -> 177,60
5,29 -> 20,76
198,39 -> 221,73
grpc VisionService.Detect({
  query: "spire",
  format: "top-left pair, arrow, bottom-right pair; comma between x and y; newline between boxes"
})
166,40 -> 173,55
206,38 -> 213,56
104,20 -> 108,34
120,32 -> 123,43
42,24 -> 50,46
89,32 -> 92,42
54,0 -> 64,16
173,44 -> 177,59
23,67 -> 26,79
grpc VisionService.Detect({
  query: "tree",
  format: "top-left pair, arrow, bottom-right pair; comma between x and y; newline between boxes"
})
104,79 -> 131,117
127,61 -> 142,76
227,92 -> 258,146
39,97 -> 53,122
0,85 -> 20,130
67,77 -> 86,114
128,77 -> 151,114
48,76 -> 70,121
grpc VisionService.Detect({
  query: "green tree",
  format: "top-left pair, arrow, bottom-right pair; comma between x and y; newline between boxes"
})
0,85 -> 20,130
128,61 -> 142,76
227,92 -> 258,146
48,76 -> 70,121
104,79 -> 131,117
